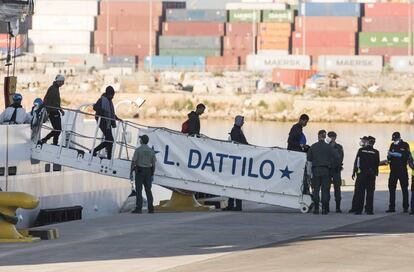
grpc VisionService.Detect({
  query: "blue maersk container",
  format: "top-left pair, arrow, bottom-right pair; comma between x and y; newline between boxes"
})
144,56 -> 173,70
173,56 -> 206,70
166,9 -> 227,22
299,3 -> 361,17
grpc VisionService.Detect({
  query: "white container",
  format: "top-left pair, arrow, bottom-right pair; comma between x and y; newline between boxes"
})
390,56 -> 414,73
34,0 -> 99,16
29,30 -> 92,45
318,55 -> 383,72
30,44 -> 92,54
246,54 -> 311,71
257,50 -> 289,56
32,15 -> 96,31
226,3 -> 287,10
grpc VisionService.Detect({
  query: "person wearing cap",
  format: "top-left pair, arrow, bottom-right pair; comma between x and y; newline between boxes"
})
30,98 -> 47,142
352,136 -> 380,215
92,86 -> 120,159
307,130 -> 335,215
386,132 -> 410,213
349,136 -> 369,213
0,93 -> 31,124
40,74 -> 65,145
327,131 -> 344,213
287,114 -> 309,152
224,115 -> 249,211
130,134 -> 157,214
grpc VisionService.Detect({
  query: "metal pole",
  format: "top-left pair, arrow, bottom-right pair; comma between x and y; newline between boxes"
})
110,121 -> 121,168
5,125 -> 8,191
89,117 -> 101,164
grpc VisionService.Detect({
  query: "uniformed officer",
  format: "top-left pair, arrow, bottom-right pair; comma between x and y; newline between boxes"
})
387,132 -> 410,213
327,131 -> 344,213
352,136 -> 380,215
130,135 -> 157,214
408,152 -> 414,215
349,136 -> 369,213
307,130 -> 335,215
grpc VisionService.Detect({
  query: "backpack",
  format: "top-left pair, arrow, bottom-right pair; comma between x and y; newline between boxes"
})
181,120 -> 189,133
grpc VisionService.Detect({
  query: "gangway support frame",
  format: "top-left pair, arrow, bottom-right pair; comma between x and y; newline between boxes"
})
155,191 -> 214,212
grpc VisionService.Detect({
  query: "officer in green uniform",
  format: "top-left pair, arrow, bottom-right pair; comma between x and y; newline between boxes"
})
327,131 -> 344,213
130,135 -> 157,214
307,130 -> 335,215
407,150 -> 414,215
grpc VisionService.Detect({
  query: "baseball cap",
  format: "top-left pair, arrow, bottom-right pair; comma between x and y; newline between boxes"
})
139,135 -> 149,144
55,74 -> 65,82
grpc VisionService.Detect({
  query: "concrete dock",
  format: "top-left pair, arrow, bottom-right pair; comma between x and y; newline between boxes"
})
0,188 -> 413,272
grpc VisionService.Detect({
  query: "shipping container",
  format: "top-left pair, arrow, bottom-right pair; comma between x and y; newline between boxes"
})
390,56 -> 414,73
172,56 -> 206,70
292,47 -> 356,57
32,15 -> 95,31
206,56 -> 239,71
258,23 -> 292,36
318,55 -> 383,72
362,17 -> 411,33
246,54 -> 311,71
226,3 -> 287,10
162,22 -> 225,36
166,9 -> 227,22
359,47 -> 411,62
292,31 -> 356,47
30,44 -> 91,54
223,49 -> 251,65
159,36 -> 222,49
29,30 -> 92,45
106,56 -> 138,67
100,1 -> 185,16
0,34 -> 24,48
34,0 -> 99,16
224,36 -> 255,50
144,56 -> 173,70
262,10 -> 294,23
229,10 -> 261,23
94,45 -> 154,57
159,48 -> 221,56
96,16 -> 160,32
359,32 -> 412,48
272,69 -> 316,87
364,3 -> 414,17
257,36 -> 290,50
299,3 -> 361,17
187,0 -> 238,10
94,31 -> 156,46
295,17 -> 359,32
257,50 -> 289,56
225,23 -> 257,36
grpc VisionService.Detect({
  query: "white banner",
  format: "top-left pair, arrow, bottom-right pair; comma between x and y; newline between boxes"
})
141,128 -> 307,199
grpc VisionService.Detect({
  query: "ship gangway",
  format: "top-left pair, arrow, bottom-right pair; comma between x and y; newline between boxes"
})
30,107 -> 312,213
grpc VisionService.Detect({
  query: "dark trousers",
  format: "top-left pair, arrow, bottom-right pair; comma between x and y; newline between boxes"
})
311,175 -> 330,211
388,170 -> 409,210
228,198 -> 242,211
328,172 -> 342,207
135,167 -> 154,212
42,111 -> 61,145
93,121 -> 114,159
354,173 -> 376,213
411,176 -> 414,212
350,178 -> 360,212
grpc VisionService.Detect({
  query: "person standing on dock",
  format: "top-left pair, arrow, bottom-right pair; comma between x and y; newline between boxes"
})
327,131 -> 344,213
40,74 -> 65,145
287,114 -> 309,152
130,135 -> 156,214
349,136 -> 369,213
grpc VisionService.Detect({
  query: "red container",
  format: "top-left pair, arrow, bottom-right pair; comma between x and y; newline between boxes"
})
97,15 -> 160,31
94,44 -> 155,58
359,47 -> 412,62
225,23 -> 257,37
94,31 -> 156,46
292,47 -> 355,56
224,36 -> 255,50
100,1 -> 164,16
0,34 -> 23,47
163,22 -> 225,36
272,68 -> 317,87
364,3 -> 414,17
206,56 -> 239,71
223,49 -> 251,65
362,17 -> 410,32
292,31 -> 356,47
295,17 -> 359,32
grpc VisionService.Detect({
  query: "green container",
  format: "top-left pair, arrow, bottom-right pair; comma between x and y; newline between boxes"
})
159,49 -> 222,57
229,10 -> 261,23
359,32 -> 413,48
262,10 -> 294,23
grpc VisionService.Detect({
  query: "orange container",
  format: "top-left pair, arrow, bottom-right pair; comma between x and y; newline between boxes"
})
272,68 -> 317,87
206,56 -> 239,71
258,23 -> 291,36
96,15 -> 160,31
257,36 -> 290,50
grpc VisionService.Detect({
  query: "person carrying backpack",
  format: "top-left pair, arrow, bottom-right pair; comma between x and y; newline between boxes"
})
182,103 -> 206,136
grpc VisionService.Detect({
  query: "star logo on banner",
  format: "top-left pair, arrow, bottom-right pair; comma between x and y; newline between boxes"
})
279,166 -> 294,180
151,146 -> 160,155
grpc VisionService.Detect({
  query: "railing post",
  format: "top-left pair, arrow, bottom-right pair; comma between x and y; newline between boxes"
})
57,112 -> 66,158
68,111 -> 78,148
118,122 -> 126,159
89,117 -> 101,164
110,120 -> 121,168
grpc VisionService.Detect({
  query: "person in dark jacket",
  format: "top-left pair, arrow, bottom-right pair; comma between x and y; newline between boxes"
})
40,74 -> 65,145
386,132 -> 410,213
327,131 -> 344,213
187,103 -> 205,136
92,86 -> 120,159
225,115 -> 248,211
407,152 -> 414,215
352,136 -> 380,215
349,136 -> 369,213
287,114 -> 309,152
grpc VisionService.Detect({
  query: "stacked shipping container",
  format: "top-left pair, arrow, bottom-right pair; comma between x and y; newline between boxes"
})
359,3 -> 414,62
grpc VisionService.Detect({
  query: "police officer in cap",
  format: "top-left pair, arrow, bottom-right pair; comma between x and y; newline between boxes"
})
327,131 -> 344,213
352,136 -> 380,215
387,132 -> 410,213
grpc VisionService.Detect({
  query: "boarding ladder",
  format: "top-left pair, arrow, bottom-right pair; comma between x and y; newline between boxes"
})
30,107 -> 312,213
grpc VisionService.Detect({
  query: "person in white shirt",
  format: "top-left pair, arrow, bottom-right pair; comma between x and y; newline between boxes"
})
0,93 -> 32,125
